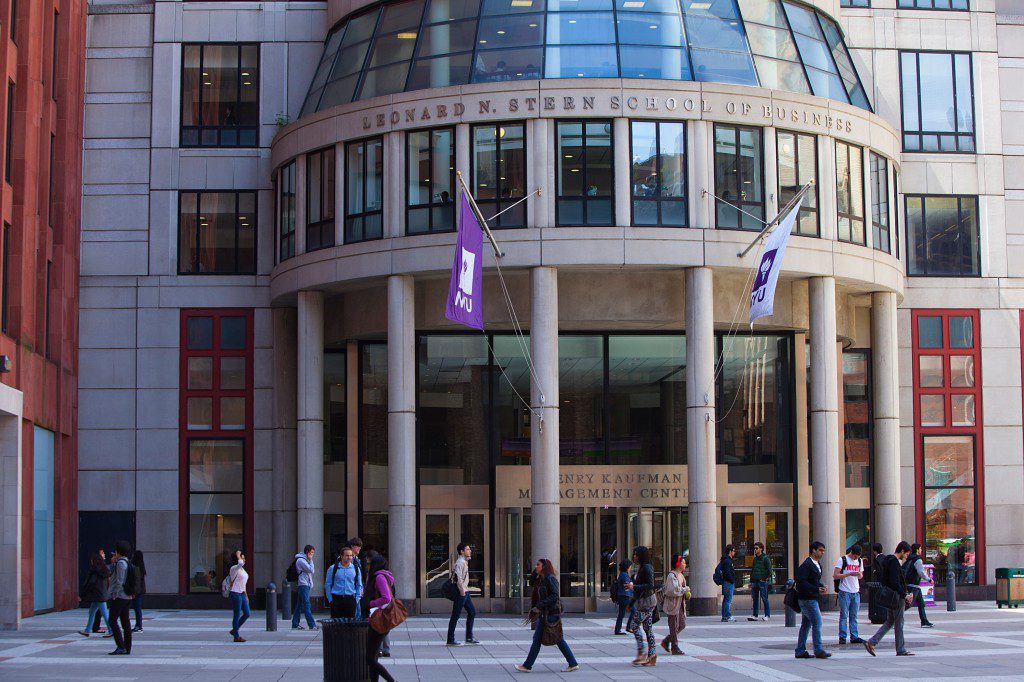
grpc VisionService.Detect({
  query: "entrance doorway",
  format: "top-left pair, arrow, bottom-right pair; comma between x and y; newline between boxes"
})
420,509 -> 489,613
726,507 -> 791,590
598,507 -> 688,599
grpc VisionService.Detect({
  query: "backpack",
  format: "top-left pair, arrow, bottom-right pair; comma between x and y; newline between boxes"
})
286,558 -> 299,583
121,559 -> 141,597
221,575 -> 232,598
609,576 -> 620,605
834,556 -> 848,593
904,555 -> 920,585
712,561 -> 724,586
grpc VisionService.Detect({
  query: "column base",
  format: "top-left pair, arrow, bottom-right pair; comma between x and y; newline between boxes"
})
687,597 -> 719,616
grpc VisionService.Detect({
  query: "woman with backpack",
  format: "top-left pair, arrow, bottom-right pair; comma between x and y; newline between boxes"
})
79,551 -> 112,637
660,554 -> 689,656
514,558 -> 579,673
130,550 -> 147,632
226,550 -> 250,642
627,546 -> 658,667
612,559 -> 634,635
364,554 -> 397,682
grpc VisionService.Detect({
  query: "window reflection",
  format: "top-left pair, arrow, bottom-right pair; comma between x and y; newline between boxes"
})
407,127 -> 456,234
346,137 -> 384,243
906,196 -> 979,277
900,51 -> 974,153
630,120 -> 686,226
870,153 -> 890,253
714,124 -> 764,231
472,123 -> 527,228
557,121 -> 614,225
181,44 -> 259,147
836,140 -> 865,244
776,130 -> 818,235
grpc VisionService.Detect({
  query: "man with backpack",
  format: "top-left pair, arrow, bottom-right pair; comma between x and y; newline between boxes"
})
290,545 -> 318,630
864,541 -> 915,657
108,540 -> 139,656
905,543 -> 934,628
833,544 -> 865,644
325,547 -> 362,618
714,545 -> 737,622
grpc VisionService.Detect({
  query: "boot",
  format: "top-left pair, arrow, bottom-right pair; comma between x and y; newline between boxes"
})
632,653 -> 648,666
660,638 -> 670,653
642,653 -> 658,667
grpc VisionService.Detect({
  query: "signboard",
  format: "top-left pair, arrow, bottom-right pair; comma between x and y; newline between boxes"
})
921,563 -> 936,607
495,465 -> 688,508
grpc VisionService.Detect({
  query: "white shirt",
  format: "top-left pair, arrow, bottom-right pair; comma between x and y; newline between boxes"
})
228,564 -> 248,594
835,555 -> 862,593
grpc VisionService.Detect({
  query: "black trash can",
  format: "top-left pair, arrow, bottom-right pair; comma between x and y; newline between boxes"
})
321,618 -> 371,682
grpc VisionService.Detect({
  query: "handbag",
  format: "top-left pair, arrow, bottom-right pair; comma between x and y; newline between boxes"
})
783,586 -> 799,612
874,585 -> 902,611
369,577 -> 408,634
651,603 -> 661,624
541,616 -> 563,646
441,573 -> 460,602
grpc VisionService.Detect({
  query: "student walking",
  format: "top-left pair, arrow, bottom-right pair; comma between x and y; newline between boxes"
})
108,540 -> 137,656
79,551 -> 112,637
865,542 -> 915,657
446,543 -> 479,646
326,546 -> 363,618
905,543 -> 934,628
660,554 -> 688,656
627,546 -> 658,667
834,544 -> 865,644
714,545 -> 737,622
748,542 -> 772,621
514,558 -> 579,673
228,550 -> 250,642
291,545 -> 319,631
794,541 -> 831,660
130,550 -> 147,632
364,554 -> 397,682
612,559 -> 634,635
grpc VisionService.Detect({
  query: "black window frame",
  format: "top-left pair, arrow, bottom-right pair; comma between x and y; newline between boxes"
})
180,43 -> 260,149
840,0 -> 871,6
870,152 -> 891,254
713,123 -> 765,231
43,260 -> 51,358
897,0 -> 968,9
345,135 -> 385,244
555,119 -> 615,227
48,133 -> 54,227
5,80 -> 13,184
835,139 -> 866,245
629,119 -> 688,228
905,194 -> 980,278
470,122 -> 528,230
406,125 -> 456,235
51,10 -> 58,101
177,190 -> 258,276
776,129 -> 819,237
305,146 -> 336,252
899,50 -> 975,153
277,161 -> 296,262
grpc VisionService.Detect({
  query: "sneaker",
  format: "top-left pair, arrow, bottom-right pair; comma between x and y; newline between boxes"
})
108,648 -> 128,656
292,625 -> 306,630
864,641 -> 876,657
761,616 -> 770,621
466,637 -> 481,645
795,652 -> 812,659
850,637 -> 865,644
897,651 -> 916,656
513,664 -> 531,673
725,617 -> 736,623
234,636 -> 246,643
614,631 -> 627,635
563,665 -> 580,673
380,651 -> 391,658
814,651 -> 832,659
447,640 -> 463,647
78,630 -> 90,637
310,626 -> 320,632
839,638 -> 847,645
747,616 -> 759,622
131,626 -> 143,633
921,622 -> 934,628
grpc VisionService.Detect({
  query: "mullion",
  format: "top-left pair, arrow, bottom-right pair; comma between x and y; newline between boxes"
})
233,192 -> 240,274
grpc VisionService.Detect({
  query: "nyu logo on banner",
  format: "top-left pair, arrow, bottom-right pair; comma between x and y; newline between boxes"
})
749,198 -> 803,325
445,194 -> 485,330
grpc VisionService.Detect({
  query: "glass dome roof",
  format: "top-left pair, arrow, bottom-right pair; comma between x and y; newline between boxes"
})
300,0 -> 871,116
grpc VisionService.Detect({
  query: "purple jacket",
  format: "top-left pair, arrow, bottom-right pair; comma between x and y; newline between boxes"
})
369,570 -> 394,609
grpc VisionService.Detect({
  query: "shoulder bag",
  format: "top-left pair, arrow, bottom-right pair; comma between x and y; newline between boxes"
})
369,578 -> 408,634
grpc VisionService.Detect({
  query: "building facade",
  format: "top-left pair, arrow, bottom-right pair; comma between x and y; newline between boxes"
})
79,0 -> 1022,613
0,0 -> 87,628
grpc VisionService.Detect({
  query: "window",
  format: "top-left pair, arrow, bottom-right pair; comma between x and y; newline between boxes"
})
51,11 -> 58,101
361,342 -> 388,489
900,51 -> 973,152
44,261 -> 51,358
471,123 -> 526,229
33,426 -> 54,611
870,153 -> 890,253
407,127 -> 455,234
630,121 -> 686,227
905,196 -> 979,277
181,310 -> 252,594
683,0 -> 757,86
9,0 -> 15,43
181,44 -> 259,147
776,130 -> 818,236
278,161 -> 296,261
714,124 -> 764,230
840,0 -> 870,6
345,137 -> 383,243
178,191 -> 257,275
912,311 -> 981,585
1,223 -> 8,333
324,351 -> 347,464
5,81 -> 13,183
306,147 -> 336,251
898,0 -> 967,8
556,120 -> 613,226
835,140 -> 865,244
843,350 -> 871,487
615,0 -> 690,81
543,1 -> 618,79
357,0 -> 424,100
741,0 -> 809,94
48,134 -> 54,226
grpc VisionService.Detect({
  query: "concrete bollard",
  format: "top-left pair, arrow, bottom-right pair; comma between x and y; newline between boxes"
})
785,580 -> 797,627
947,568 -> 957,612
282,579 -> 293,621
266,582 -> 278,631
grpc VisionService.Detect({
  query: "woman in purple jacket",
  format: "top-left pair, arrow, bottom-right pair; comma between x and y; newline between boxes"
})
365,554 -> 397,682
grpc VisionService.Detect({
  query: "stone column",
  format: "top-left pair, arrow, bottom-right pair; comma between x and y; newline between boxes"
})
530,266 -> 560,569
384,133 -> 405,238
809,276 -> 841,592
690,121 -> 713,228
388,275 -> 417,601
296,291 -> 324,594
613,118 -> 631,226
272,307 -> 298,581
685,266 -> 718,616
872,291 -> 901,552
334,141 -> 346,247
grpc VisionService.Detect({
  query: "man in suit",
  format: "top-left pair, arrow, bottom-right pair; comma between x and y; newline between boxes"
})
794,541 -> 831,660
865,541 -> 915,657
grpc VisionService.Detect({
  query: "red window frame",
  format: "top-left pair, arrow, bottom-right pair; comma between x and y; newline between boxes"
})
911,309 -> 984,585
178,309 -> 255,594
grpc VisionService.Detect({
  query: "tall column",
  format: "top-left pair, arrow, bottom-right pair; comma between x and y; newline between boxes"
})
690,122 -> 713,228
530,266 -> 560,569
272,307 -> 298,581
613,118 -> 631,227
387,275 -> 417,601
809,276 -> 841,592
685,267 -> 718,616
296,291 -> 324,595
872,291 -> 901,552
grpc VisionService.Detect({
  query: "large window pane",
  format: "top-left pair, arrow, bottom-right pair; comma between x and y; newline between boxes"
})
836,141 -> 865,244
557,121 -> 614,226
188,493 -> 243,592
324,352 -> 347,464
544,45 -> 618,78
906,196 -> 979,277
407,127 -> 456,234
493,334 -> 532,465
870,153 -> 890,253
32,426 -> 54,611
179,191 -> 256,275
714,124 -> 764,230
346,137 -> 384,243
472,123 -> 527,228
630,120 -> 686,226
924,435 -> 974,487
188,439 -> 244,492
559,335 -> 604,465
843,351 -> 871,488
777,130 -> 818,236
306,147 -> 336,252
361,343 -> 389,488
900,51 -> 974,152
924,487 -> 975,585
181,44 -> 259,147
278,161 -> 296,261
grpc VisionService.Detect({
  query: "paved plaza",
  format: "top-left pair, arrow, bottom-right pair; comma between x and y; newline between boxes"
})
1,602 -> 1023,680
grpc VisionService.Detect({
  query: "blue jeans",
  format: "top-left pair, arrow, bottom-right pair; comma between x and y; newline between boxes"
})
292,585 -> 316,629
230,592 -> 250,635
447,594 -> 476,642
523,615 -> 578,670
796,599 -> 824,655
85,601 -> 110,631
751,581 -> 771,618
130,595 -> 143,628
614,601 -> 635,633
722,582 -> 734,620
838,590 -> 860,640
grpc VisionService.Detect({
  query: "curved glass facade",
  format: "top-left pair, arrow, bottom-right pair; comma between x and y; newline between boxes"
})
300,0 -> 871,115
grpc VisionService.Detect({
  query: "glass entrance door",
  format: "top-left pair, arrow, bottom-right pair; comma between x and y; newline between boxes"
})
420,509 -> 489,613
727,507 -> 790,590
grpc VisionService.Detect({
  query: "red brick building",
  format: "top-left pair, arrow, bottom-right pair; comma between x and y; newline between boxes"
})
0,0 -> 86,625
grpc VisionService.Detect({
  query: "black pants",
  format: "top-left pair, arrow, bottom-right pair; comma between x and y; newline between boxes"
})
911,586 -> 929,624
329,595 -> 357,619
367,629 -> 395,682
108,598 -> 133,653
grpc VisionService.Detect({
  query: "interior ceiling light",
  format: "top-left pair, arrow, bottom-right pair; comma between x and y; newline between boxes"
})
623,0 -> 645,6
397,32 -> 417,39
497,30 -> 506,34
510,0 -> 533,6
689,1 -> 712,9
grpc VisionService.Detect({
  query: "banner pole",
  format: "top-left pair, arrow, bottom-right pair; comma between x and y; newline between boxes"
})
456,171 -> 504,258
735,180 -> 814,259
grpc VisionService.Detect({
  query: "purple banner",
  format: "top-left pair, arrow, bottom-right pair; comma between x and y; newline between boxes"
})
445,193 -> 484,330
